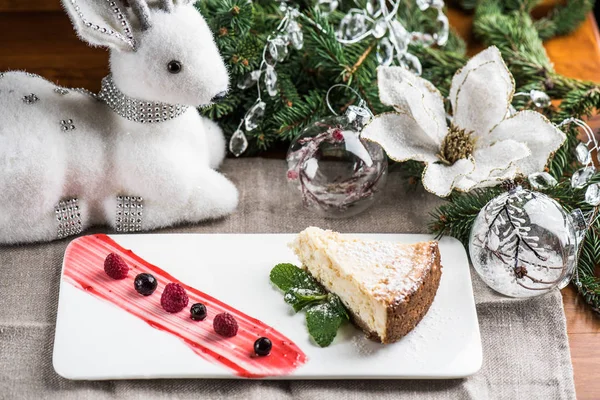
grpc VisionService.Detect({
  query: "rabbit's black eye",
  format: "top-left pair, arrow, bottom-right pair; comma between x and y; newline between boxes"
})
167,60 -> 182,74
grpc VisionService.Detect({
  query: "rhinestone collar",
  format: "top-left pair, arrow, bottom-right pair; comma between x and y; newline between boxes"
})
97,75 -> 188,124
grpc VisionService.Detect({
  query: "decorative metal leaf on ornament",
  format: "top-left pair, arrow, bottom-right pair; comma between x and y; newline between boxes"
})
264,65 -> 278,97
469,187 -> 583,297
362,46 -> 567,197
229,129 -> 249,158
528,172 -> 558,190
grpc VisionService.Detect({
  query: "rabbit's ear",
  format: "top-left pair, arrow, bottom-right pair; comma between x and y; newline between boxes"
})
61,0 -> 138,51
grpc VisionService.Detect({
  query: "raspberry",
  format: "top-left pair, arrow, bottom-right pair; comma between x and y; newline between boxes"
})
213,312 -> 238,337
104,253 -> 129,280
160,283 -> 189,313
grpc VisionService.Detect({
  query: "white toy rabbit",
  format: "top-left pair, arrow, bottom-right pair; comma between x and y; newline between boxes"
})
0,0 -> 238,244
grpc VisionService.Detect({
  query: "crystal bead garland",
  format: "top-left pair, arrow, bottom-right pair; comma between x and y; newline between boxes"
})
563,119 -> 599,192
335,0 -> 449,76
513,89 -> 552,109
245,101 -> 266,132
585,183 -> 600,206
530,89 -> 552,108
229,4 -> 302,157
264,65 -> 278,97
229,129 -> 249,157
556,119 -> 600,206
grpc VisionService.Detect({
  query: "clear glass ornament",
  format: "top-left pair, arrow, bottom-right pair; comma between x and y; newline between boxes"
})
585,183 -> 600,206
286,113 -> 388,218
229,129 -> 249,157
264,65 -> 278,97
528,172 -> 558,190
237,70 -> 261,90
268,36 -> 288,62
244,100 -> 266,131
338,12 -> 368,41
571,166 -> 596,189
469,187 -> 583,297
376,37 -> 394,66
575,142 -> 592,165
530,89 -> 551,108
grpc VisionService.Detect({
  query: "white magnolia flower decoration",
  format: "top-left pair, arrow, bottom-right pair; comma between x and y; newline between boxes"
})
362,46 -> 566,197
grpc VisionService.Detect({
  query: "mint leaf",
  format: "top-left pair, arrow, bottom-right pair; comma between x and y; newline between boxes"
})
270,263 -> 349,347
305,294 -> 349,347
270,263 -> 324,293
284,288 -> 328,312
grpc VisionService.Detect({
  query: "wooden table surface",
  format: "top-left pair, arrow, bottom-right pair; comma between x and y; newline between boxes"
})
0,1 -> 599,398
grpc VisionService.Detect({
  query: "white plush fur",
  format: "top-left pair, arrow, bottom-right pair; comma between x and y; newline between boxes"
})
0,0 -> 237,244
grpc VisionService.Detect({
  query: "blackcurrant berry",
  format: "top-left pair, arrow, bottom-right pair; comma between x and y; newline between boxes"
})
254,337 -> 272,356
190,303 -> 207,321
133,273 -> 158,296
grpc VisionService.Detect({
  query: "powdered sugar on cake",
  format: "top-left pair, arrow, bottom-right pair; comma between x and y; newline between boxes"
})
324,234 -> 435,304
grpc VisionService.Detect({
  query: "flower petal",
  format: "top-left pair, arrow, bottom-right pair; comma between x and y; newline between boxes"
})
361,112 -> 439,163
482,110 -> 567,175
470,140 -> 530,183
422,158 -> 475,197
454,140 -> 528,191
449,46 -> 514,137
377,66 -> 447,143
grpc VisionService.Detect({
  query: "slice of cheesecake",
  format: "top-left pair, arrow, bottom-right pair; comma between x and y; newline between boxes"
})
290,227 -> 442,344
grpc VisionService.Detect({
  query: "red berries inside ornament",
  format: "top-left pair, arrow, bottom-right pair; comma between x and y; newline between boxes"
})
104,253 -> 129,280
160,283 -> 189,313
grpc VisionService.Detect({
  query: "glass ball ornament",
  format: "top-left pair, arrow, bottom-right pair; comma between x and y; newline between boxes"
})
286,107 -> 388,218
469,186 -> 585,297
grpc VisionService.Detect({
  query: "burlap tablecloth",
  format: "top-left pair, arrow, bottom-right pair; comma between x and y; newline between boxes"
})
0,158 -> 576,399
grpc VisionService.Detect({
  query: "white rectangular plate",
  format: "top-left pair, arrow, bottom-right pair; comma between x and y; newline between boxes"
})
53,233 -> 482,380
